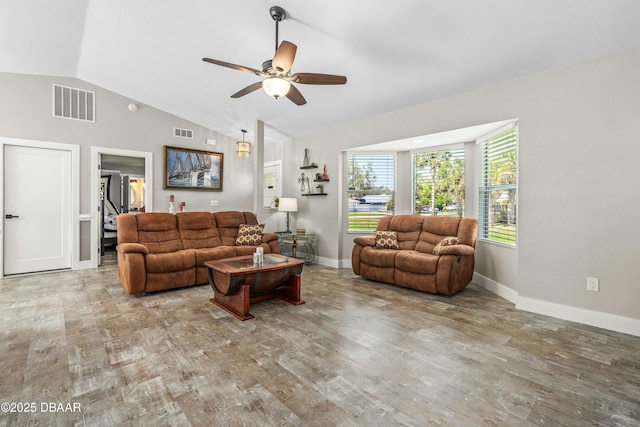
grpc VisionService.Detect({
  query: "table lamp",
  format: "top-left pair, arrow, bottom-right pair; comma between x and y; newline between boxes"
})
278,198 -> 297,233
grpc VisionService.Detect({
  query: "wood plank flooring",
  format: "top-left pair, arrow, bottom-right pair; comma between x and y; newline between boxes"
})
1,251 -> 638,426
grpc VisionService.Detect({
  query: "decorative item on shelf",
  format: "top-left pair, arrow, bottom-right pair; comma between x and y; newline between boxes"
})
278,198 -> 297,233
298,173 -> 311,194
236,129 -> 251,158
273,196 -> 279,208
296,228 -> 306,235
322,164 -> 329,180
168,194 -> 176,213
303,148 -> 310,167
315,172 -> 322,180
315,184 -> 323,193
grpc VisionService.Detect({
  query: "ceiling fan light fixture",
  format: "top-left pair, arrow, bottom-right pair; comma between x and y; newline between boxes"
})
263,77 -> 291,99
236,129 -> 251,158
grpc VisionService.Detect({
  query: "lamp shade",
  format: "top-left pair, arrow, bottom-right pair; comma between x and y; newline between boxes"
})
236,141 -> 251,158
278,198 -> 297,212
263,77 -> 291,99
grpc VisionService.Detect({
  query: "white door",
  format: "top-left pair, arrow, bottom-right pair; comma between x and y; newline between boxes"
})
4,145 -> 72,274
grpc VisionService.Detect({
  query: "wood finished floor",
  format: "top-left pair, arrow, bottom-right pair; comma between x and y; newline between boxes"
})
1,251 -> 638,426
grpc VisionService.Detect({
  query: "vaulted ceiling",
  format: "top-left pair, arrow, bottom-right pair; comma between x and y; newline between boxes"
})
1,1 -> 639,144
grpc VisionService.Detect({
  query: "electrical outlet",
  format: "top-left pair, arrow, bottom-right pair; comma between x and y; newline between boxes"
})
210,200 -> 218,207
587,277 -> 599,292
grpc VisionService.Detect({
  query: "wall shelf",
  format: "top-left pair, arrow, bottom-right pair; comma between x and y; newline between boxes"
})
300,165 -> 318,169
313,178 -> 329,182
302,193 -> 327,196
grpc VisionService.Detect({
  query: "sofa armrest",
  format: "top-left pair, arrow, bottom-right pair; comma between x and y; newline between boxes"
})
353,235 -> 376,246
262,232 -> 278,243
262,232 -> 280,254
116,242 -> 149,255
437,244 -> 474,257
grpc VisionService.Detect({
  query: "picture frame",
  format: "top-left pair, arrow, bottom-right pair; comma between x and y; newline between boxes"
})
164,145 -> 223,191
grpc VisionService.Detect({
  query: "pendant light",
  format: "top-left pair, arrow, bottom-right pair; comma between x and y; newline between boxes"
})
236,129 -> 251,158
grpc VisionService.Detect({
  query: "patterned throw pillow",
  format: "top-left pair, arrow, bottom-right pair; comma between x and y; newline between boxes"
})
375,230 -> 400,249
235,224 -> 264,246
433,236 -> 459,255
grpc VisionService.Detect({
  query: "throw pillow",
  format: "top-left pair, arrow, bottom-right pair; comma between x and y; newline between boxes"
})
433,236 -> 459,255
375,230 -> 400,249
235,224 -> 264,246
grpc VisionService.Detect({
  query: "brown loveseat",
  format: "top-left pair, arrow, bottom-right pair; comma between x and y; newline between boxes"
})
352,215 -> 478,295
116,211 -> 279,295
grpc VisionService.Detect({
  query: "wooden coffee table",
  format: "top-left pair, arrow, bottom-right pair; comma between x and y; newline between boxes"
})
205,254 -> 305,320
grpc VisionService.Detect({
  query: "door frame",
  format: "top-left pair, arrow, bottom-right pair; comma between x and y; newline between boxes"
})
90,146 -> 153,268
0,136 -> 80,277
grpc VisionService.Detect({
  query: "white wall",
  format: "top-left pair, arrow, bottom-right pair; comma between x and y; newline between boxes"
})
289,47 -> 640,328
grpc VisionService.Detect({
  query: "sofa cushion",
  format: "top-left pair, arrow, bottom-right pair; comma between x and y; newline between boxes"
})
360,246 -> 397,267
215,211 -> 258,246
375,231 -> 399,249
177,212 -> 223,249
235,224 -> 264,246
433,236 -> 460,255
135,212 -> 183,254
145,250 -> 195,273
395,250 -> 439,275
192,246 -> 236,267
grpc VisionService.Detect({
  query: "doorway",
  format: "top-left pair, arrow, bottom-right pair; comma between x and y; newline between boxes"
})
91,147 -> 153,268
1,137 -> 80,276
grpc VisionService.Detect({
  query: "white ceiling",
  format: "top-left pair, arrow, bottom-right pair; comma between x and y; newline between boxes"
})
1,1 -> 639,146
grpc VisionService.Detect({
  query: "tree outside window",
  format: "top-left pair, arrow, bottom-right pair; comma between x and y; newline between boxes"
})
347,153 -> 394,231
413,148 -> 465,217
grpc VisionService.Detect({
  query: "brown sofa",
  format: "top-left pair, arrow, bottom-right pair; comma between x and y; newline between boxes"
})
116,211 -> 279,294
352,215 -> 478,295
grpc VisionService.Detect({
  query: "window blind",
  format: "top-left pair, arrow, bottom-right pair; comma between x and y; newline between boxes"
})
412,147 -> 465,216
347,153 -> 395,231
478,127 -> 517,245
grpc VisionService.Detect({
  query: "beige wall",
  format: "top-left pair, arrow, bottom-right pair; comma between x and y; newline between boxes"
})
0,73 -> 256,268
289,47 -> 640,323
2,46 -> 639,329
0,73 -> 256,215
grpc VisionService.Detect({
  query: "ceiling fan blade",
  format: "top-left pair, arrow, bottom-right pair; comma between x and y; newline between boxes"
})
231,81 -> 264,98
272,41 -> 297,74
292,73 -> 347,85
286,84 -> 307,106
202,58 -> 263,76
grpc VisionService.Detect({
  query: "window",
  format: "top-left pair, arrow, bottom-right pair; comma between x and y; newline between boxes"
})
478,124 -> 517,245
412,147 -> 465,217
347,153 -> 395,231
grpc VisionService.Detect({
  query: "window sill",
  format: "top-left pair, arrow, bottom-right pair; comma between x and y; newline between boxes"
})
477,237 -> 517,249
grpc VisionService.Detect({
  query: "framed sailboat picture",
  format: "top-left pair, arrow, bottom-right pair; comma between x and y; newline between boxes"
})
164,146 -> 223,191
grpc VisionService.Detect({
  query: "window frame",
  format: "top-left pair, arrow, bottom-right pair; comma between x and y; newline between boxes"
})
411,143 -> 466,217
477,122 -> 518,247
346,152 -> 396,233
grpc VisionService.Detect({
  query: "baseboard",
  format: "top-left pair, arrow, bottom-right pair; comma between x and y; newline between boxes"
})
517,297 -> 640,338
473,272 -> 640,338
338,258 -> 352,269
78,260 -> 93,270
473,272 -> 518,304
316,256 -> 340,269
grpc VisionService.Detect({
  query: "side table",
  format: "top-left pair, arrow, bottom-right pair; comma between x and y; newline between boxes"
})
277,232 -> 317,264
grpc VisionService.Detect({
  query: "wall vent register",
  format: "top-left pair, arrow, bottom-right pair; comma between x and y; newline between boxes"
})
173,127 -> 194,139
52,84 -> 95,122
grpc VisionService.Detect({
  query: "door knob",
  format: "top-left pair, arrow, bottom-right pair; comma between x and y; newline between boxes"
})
5,214 -> 19,219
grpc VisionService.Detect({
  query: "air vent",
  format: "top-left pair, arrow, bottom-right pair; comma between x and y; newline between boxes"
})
173,127 -> 194,139
53,84 -> 95,122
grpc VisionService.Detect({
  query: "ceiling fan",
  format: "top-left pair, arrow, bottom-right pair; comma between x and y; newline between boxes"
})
202,5 -> 347,106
